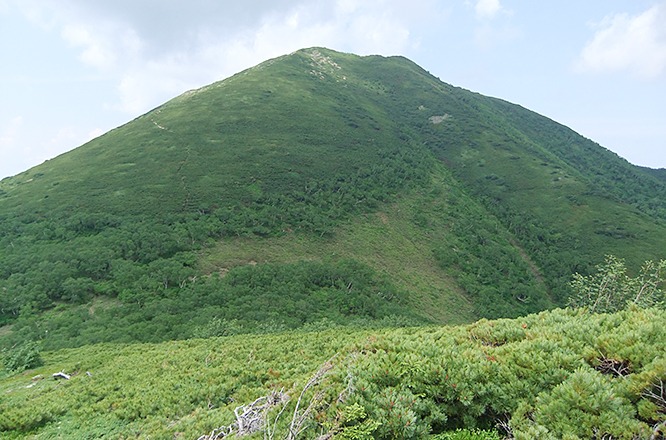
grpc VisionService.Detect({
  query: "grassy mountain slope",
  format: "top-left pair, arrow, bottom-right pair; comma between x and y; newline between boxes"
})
639,166 -> 666,183
369,68 -> 666,300
1,48 -> 665,348
1,307 -> 664,439
0,50 -> 421,217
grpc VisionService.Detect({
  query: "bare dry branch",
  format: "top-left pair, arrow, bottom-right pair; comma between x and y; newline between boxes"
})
197,390 -> 288,440
197,353 -> 351,440
643,379 -> 665,412
651,420 -> 666,440
287,355 -> 337,440
595,354 -> 631,377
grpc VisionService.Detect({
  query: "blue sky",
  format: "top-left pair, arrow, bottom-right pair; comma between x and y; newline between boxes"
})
1,0 -> 665,179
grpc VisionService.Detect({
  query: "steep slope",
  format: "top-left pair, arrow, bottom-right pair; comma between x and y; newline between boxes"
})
0,49 -> 427,218
410,91 -> 666,300
1,48 -> 665,349
639,166 -> 666,183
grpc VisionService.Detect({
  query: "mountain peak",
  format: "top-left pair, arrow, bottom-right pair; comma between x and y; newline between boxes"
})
1,48 -> 665,347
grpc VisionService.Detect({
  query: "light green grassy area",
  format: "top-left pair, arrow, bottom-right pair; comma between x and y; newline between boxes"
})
200,179 -> 475,324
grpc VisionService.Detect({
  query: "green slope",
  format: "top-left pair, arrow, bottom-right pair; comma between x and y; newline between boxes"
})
1,308 -> 664,439
0,49 -> 425,217
639,166 -> 666,183
1,48 -> 665,348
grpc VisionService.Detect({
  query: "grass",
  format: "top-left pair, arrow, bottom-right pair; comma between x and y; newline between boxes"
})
200,177 -> 476,324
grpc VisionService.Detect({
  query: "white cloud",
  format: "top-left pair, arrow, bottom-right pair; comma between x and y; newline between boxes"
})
475,0 -> 502,19
117,56 -> 203,114
9,0 -> 433,117
79,0 -> 429,114
62,25 -> 116,69
467,0 -> 514,49
48,126 -> 80,146
577,4 -> 666,79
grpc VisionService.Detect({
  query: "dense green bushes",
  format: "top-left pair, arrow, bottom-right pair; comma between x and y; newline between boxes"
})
1,341 -> 42,373
1,307 -> 663,439
4,259 -> 421,350
342,307 -> 666,439
0,130 -> 433,344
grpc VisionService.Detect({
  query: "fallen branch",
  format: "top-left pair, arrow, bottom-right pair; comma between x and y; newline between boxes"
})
643,379 -> 665,412
287,356 -> 336,440
197,353 -> 346,440
197,390 -> 288,440
52,371 -> 70,380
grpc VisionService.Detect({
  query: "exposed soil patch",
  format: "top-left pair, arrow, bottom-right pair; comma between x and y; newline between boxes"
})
429,114 -> 452,124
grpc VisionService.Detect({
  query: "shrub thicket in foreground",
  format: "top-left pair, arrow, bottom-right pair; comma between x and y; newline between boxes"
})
1,307 -> 664,439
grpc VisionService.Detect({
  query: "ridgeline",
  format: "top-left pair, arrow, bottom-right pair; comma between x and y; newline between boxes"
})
0,47 -> 665,347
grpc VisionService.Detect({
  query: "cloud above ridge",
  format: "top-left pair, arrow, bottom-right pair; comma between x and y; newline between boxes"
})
11,0 -> 438,115
577,3 -> 666,79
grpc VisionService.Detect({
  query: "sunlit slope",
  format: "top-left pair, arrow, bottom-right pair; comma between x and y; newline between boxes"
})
0,48 -> 665,344
1,308 -> 664,439
0,49 -> 431,216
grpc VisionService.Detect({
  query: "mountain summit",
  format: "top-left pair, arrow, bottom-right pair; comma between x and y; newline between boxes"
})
1,48 -> 665,347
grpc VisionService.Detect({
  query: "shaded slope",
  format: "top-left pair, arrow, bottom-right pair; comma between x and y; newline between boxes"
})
378,76 -> 666,299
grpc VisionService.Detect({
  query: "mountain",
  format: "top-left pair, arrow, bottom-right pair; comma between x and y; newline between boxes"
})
1,47 -> 665,349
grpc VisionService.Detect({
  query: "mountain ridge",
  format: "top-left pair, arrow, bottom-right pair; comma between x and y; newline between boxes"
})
0,47 -> 664,348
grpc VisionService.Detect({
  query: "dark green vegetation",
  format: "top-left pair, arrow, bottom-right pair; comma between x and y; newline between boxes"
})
638,166 -> 666,183
1,47 -> 666,348
1,308 -> 664,439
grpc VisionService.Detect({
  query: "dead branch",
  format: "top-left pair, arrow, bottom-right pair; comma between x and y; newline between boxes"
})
197,390 -> 288,440
594,355 -> 631,377
197,353 -> 349,440
651,420 -> 666,440
337,371 -> 355,404
52,371 -> 70,380
495,414 -> 514,440
237,391 -> 288,435
287,355 -> 337,440
264,394 -> 290,440
643,379 -> 666,412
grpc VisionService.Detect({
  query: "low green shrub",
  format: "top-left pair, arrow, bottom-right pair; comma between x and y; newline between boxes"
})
2,340 -> 42,373
431,429 -> 501,439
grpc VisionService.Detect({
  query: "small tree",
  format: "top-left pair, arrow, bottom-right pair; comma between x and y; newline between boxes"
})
2,340 -> 43,373
568,255 -> 665,313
